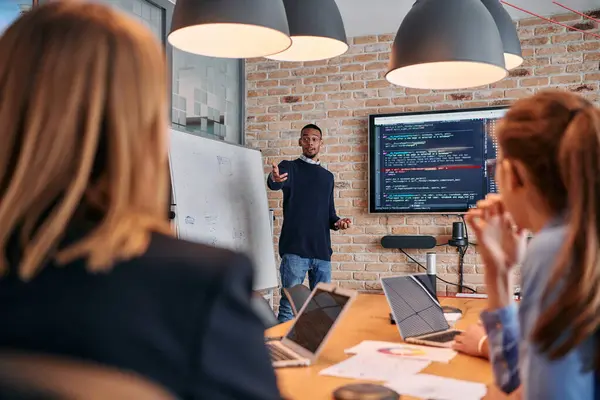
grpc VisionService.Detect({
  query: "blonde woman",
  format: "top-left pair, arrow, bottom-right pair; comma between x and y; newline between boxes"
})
0,3 -> 280,399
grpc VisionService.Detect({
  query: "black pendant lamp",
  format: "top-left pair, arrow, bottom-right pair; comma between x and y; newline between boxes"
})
481,0 -> 523,70
168,0 -> 291,59
266,0 -> 348,62
386,0 -> 507,90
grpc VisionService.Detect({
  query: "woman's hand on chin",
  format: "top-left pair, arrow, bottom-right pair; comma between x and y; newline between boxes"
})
465,194 -> 528,308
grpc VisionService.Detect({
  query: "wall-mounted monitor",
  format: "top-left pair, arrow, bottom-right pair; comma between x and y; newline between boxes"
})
368,106 -> 508,214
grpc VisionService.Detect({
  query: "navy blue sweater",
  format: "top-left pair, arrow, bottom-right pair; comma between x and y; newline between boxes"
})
267,159 -> 340,261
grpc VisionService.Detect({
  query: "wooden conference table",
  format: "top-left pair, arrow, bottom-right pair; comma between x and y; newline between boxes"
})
267,294 -> 512,400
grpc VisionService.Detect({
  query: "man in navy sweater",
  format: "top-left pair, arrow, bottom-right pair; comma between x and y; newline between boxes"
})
267,124 -> 351,323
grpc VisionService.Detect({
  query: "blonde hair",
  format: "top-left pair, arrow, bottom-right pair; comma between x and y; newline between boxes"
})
0,2 -> 171,280
497,90 -> 600,368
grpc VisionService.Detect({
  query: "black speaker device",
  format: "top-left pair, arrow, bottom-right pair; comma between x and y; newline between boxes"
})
380,235 -> 436,249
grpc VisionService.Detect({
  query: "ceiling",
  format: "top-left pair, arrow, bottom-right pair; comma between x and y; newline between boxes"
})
336,0 -> 600,37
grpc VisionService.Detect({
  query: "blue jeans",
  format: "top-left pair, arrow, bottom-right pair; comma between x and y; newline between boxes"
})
277,254 -> 331,323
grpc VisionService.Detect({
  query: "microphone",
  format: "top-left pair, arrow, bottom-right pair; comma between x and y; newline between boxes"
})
426,252 -> 437,292
448,221 -> 468,247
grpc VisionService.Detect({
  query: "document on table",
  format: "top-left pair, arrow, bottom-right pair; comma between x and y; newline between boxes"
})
386,374 -> 487,400
445,312 -> 462,325
345,340 -> 457,363
319,353 -> 430,382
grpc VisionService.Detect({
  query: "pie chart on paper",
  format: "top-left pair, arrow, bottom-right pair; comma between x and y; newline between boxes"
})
377,346 -> 427,357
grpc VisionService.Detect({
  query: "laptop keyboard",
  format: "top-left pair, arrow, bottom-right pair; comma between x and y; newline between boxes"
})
266,342 -> 297,361
421,330 -> 461,343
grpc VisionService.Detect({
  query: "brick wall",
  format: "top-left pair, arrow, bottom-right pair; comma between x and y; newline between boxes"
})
245,11 -> 600,303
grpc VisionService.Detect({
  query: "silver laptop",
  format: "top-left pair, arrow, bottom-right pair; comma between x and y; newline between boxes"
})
267,283 -> 357,368
381,274 -> 462,348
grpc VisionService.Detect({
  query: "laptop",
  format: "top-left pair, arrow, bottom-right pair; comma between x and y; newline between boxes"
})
266,283 -> 357,368
381,274 -> 463,348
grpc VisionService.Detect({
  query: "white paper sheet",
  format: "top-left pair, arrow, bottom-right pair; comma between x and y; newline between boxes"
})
345,340 -> 457,363
386,374 -> 487,400
445,312 -> 462,325
319,353 -> 430,382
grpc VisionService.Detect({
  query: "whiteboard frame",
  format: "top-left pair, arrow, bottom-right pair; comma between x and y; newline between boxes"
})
168,131 -> 278,300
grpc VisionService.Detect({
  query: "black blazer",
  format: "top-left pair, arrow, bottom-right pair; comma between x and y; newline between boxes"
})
0,228 -> 280,400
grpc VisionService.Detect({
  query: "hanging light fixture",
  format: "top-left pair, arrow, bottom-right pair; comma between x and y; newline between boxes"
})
266,0 -> 348,62
168,0 -> 291,59
481,0 -> 523,70
386,0 -> 507,90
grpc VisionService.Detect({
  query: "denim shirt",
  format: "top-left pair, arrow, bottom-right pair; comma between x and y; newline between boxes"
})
480,218 -> 598,400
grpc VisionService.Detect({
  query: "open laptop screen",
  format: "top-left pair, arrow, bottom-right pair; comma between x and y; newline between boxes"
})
285,288 -> 350,353
382,275 -> 449,339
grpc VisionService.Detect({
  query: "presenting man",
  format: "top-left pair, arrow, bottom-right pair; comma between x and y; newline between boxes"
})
267,124 -> 351,323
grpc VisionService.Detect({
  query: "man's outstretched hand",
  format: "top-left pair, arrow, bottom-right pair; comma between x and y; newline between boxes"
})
271,162 -> 288,183
335,218 -> 352,230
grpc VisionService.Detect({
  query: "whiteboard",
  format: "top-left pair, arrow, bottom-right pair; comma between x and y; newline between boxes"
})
169,129 -> 278,291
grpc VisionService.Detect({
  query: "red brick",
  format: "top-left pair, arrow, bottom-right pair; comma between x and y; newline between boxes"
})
280,113 -> 303,121
535,46 -> 567,56
303,93 -> 326,102
267,105 -> 290,114
353,54 -> 378,63
303,59 -> 328,67
519,77 -> 549,87
268,70 -> 290,79
291,68 -> 316,76
353,272 -> 378,281
291,86 -> 314,94
474,90 -> 504,100
279,61 -> 302,69
328,74 -> 353,83
268,88 -> 290,96
568,42 -> 600,52
365,98 -> 390,107
341,64 -> 364,73
378,34 -> 395,42
489,79 -> 517,89
303,76 -> 327,85
522,37 -> 550,46
328,110 -> 352,118
341,82 -> 365,91
248,106 -> 267,114
324,101 -> 340,110
551,74 -> 582,84
535,65 -> 565,75
316,66 -> 340,75
353,72 -> 379,81
405,105 -> 432,112
566,63 -> 600,73
247,72 -> 267,81
365,62 -> 388,70
291,103 -> 314,112
585,72 -> 600,81
535,25 -> 565,35
552,54 -> 584,64
405,88 -> 430,95
280,78 -> 302,86
418,94 -> 445,103
552,32 -> 583,43
433,104 -> 459,111
247,89 -> 267,98
353,35 -> 378,45
388,96 -> 414,106
329,92 -> 353,101
257,97 -> 279,106
366,80 -> 390,89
